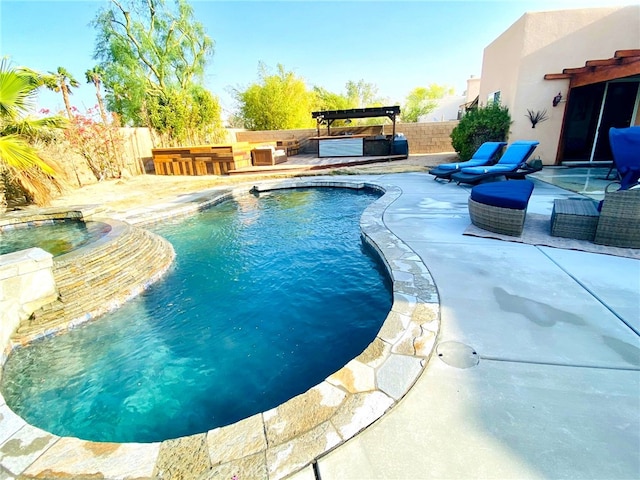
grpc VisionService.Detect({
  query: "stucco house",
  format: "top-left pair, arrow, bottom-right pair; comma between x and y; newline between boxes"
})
477,4 -> 640,165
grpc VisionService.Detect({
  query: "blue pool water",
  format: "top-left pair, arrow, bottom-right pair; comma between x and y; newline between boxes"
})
1,188 -> 392,443
0,220 -> 110,257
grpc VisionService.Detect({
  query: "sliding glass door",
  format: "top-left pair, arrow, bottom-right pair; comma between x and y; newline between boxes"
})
561,78 -> 640,162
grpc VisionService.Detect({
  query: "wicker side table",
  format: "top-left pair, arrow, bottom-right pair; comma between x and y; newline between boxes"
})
550,198 -> 600,240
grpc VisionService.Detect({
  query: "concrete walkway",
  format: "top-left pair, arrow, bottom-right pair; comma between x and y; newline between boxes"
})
291,172 -> 640,480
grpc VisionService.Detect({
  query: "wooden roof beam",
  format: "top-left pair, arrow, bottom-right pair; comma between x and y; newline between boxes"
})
615,49 -> 640,58
585,57 -> 640,68
586,58 -> 619,67
570,59 -> 640,88
545,50 -> 640,79
544,73 -> 571,80
563,66 -> 594,75
311,106 -> 400,121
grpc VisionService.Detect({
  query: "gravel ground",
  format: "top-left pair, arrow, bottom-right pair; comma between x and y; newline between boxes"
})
45,153 -> 456,212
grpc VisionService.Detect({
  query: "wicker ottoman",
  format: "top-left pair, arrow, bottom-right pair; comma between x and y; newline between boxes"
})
468,180 -> 535,236
550,198 -> 600,240
594,188 -> 640,248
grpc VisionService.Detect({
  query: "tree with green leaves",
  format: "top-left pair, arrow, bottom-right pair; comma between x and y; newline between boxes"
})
43,67 -> 80,118
345,80 -> 383,108
0,59 -> 66,211
148,85 -> 223,145
401,84 -> 454,123
313,86 -> 354,112
311,86 -> 355,128
450,102 -> 511,161
342,80 -> 390,126
93,0 -> 224,144
234,63 -> 315,130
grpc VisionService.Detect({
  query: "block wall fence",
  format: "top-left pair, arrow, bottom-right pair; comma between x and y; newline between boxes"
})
235,121 -> 458,155
119,121 -> 458,172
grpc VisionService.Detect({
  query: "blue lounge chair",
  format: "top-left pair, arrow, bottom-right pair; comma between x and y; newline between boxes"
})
451,140 -> 540,185
607,126 -> 640,190
428,141 -> 506,181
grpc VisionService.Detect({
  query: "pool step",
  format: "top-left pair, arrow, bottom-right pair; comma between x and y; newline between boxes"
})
12,221 -> 175,343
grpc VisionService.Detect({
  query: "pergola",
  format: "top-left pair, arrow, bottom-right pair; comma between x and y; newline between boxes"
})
544,49 -> 640,88
311,106 -> 401,137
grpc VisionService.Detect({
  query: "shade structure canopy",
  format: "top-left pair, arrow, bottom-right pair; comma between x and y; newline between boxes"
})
311,106 -> 401,137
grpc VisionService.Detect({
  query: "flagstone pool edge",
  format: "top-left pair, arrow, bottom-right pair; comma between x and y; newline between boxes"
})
0,178 -> 440,480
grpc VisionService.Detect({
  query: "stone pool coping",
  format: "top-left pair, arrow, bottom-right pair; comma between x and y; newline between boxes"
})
2,216 -> 176,359
0,178 -> 440,479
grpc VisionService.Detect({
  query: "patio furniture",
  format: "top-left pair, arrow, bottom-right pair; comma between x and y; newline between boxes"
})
605,127 -> 640,189
505,158 -> 544,179
451,141 -> 540,185
152,144 -> 252,176
468,180 -> 535,236
428,141 -> 507,181
277,139 -> 300,156
251,146 -> 287,166
550,198 -> 600,241
593,187 -> 640,248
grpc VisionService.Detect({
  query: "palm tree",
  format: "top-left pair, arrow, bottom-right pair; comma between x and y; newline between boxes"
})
85,66 -> 107,124
0,58 -> 66,212
43,67 -> 79,118
85,65 -> 124,172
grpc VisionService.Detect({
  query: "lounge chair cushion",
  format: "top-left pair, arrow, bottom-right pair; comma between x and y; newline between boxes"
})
461,165 -> 514,175
470,180 -> 535,210
452,141 -> 540,185
430,142 -> 506,173
609,127 -> 640,190
462,143 -> 539,173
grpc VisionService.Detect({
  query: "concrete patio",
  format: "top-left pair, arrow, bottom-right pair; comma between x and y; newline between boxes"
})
95,166 -> 640,479
1,162 -> 638,479
290,168 -> 640,479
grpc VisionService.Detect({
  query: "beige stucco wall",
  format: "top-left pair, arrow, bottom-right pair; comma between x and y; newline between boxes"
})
465,76 -> 481,104
480,5 -> 640,164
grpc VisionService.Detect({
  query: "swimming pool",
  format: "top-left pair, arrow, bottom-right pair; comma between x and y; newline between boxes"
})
1,187 -> 392,443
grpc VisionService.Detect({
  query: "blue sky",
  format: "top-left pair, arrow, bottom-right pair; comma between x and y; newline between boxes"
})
0,0 -> 634,120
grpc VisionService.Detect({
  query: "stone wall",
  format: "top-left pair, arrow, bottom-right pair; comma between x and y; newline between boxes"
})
0,209 -> 175,354
12,220 -> 175,346
395,121 -> 458,154
0,248 -> 56,358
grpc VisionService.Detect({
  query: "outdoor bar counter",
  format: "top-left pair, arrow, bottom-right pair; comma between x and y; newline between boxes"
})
311,106 -> 402,158
310,135 -> 368,157
310,134 -> 394,157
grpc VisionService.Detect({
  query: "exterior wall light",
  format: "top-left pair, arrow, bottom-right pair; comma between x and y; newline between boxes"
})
552,92 -> 563,107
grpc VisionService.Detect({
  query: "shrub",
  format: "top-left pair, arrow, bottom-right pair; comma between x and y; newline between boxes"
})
450,103 -> 511,161
63,106 -> 125,181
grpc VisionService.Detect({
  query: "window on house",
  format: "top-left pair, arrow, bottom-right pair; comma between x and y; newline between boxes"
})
487,91 -> 501,104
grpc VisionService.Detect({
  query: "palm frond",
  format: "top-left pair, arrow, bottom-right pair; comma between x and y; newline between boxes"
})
1,116 -> 68,140
0,58 -> 37,119
0,134 -> 57,175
